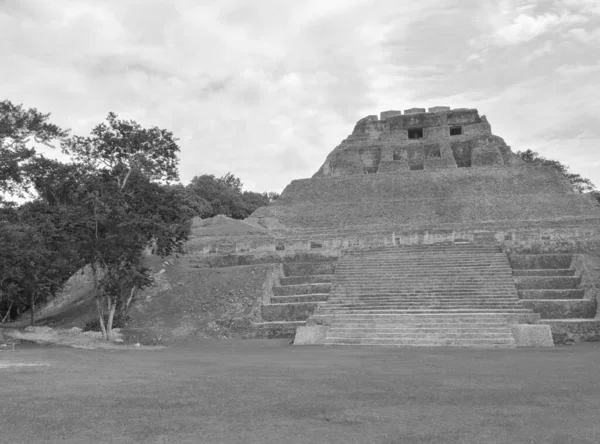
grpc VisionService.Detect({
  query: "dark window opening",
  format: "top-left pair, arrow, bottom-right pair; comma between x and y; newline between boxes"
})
275,243 -> 285,251
450,126 -> 462,136
409,164 -> 424,171
408,128 -> 423,139
310,241 -> 323,249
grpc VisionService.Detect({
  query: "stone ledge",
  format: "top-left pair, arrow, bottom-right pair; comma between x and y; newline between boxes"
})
510,324 -> 554,347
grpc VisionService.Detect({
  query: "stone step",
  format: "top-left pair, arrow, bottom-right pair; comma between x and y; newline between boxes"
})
283,262 -> 336,277
335,269 -> 513,273
328,331 -> 513,339
331,292 -> 519,297
329,325 -> 510,331
271,294 -> 329,303
512,269 -> 575,277
272,283 -> 332,296
325,301 -> 523,307
327,296 -> 520,301
324,338 -> 515,347
280,275 -> 333,285
317,308 -> 531,314
346,251 -> 502,257
514,276 -> 581,290
331,313 -> 516,319
335,282 -> 516,287
518,289 -> 585,299
323,307 -> 524,312
336,287 -> 518,292
330,322 -> 509,328
521,299 -> 596,319
509,255 -> 573,270
337,260 -> 509,266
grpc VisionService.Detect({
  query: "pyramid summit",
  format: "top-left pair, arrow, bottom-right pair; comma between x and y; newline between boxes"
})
313,106 -> 519,177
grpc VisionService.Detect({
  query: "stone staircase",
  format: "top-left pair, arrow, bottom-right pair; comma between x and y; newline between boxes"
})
511,254 -> 596,319
313,244 -> 537,347
258,261 -> 335,336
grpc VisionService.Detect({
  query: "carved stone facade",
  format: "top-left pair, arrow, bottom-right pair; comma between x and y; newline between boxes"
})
313,107 -> 521,177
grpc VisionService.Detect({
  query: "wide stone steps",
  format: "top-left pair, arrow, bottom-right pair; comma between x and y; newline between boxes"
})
300,245 -> 538,347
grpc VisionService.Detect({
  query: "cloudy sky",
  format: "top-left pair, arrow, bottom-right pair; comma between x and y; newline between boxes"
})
1,0 -> 599,193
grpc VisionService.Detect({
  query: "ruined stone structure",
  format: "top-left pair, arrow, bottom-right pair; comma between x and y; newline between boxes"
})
191,107 -> 600,346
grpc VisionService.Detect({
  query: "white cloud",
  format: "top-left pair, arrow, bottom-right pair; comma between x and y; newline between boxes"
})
556,62 -> 600,75
1,0 -> 599,192
523,40 -> 554,62
568,27 -> 600,43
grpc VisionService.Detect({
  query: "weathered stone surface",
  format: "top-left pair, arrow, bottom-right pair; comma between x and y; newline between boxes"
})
521,300 -> 597,319
261,302 -> 319,322
313,108 -> 506,178
293,325 -> 330,345
510,325 -> 554,347
428,106 -> 451,113
545,319 -> 600,344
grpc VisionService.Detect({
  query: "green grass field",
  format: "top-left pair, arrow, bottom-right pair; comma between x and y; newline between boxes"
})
1,341 -> 599,444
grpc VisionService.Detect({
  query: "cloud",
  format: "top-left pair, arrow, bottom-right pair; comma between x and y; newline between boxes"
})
556,62 -> 600,75
567,27 -> 600,43
1,0 -> 599,192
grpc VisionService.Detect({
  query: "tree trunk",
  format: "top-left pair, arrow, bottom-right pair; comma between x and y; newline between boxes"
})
123,287 -> 136,317
1,301 -> 13,324
30,291 -> 35,326
91,264 -> 108,340
106,299 -> 117,340
95,297 -> 107,340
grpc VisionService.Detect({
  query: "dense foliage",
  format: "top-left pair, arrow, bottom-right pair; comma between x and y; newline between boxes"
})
0,100 -> 278,336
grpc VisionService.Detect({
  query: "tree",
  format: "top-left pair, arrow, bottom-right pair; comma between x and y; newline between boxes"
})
0,201 -> 82,325
517,149 -> 596,193
0,100 -> 69,201
63,113 -> 192,339
186,173 -> 278,220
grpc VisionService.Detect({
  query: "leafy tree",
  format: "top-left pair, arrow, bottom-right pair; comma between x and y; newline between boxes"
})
0,100 -> 69,201
186,173 -> 278,219
517,149 -> 596,193
62,114 -> 191,339
0,202 -> 82,325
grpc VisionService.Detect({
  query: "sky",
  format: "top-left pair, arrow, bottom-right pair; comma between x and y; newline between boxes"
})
1,0 -> 599,193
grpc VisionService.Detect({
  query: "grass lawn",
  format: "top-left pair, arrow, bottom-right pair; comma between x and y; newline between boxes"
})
1,341 -> 599,444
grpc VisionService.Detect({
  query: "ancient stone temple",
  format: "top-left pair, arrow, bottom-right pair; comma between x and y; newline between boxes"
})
191,106 -> 600,347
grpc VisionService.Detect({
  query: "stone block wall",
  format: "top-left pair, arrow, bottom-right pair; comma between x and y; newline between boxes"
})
314,111 -> 498,177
